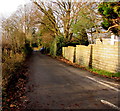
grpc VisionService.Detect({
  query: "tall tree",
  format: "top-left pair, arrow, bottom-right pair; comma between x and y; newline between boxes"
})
98,1 -> 120,35
38,8 -> 55,47
33,1 -> 60,37
72,2 -> 103,44
33,0 -> 85,40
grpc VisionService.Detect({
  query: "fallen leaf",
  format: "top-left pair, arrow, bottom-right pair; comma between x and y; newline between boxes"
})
10,104 -> 16,107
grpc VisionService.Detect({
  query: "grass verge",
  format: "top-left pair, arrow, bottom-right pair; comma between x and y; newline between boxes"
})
56,56 -> 120,80
88,68 -> 120,77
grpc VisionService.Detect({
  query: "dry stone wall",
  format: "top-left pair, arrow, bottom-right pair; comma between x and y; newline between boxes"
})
92,41 -> 120,73
76,45 -> 91,67
62,39 -> 120,73
62,46 -> 75,63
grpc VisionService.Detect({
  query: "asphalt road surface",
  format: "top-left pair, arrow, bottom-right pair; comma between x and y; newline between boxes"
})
25,52 -> 120,110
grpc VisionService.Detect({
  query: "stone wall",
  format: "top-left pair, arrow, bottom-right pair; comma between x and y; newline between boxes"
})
62,39 -> 120,73
62,46 -> 75,63
76,45 -> 91,67
92,40 -> 120,73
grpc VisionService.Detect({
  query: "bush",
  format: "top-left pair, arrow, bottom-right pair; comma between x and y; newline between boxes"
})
32,43 -> 38,47
2,49 -> 25,87
2,40 -> 32,87
23,41 -> 33,56
48,35 -> 89,56
56,36 -> 65,56
50,39 -> 57,56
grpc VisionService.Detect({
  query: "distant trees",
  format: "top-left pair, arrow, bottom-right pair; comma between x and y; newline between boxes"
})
33,0 -> 90,40
37,9 -> 55,51
33,0 -> 102,55
33,1 -> 60,37
2,12 -> 25,53
2,4 -> 34,86
2,0 -> 111,57
72,2 -> 101,44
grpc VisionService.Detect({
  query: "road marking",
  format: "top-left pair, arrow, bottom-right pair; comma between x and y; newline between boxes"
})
100,80 -> 119,86
101,100 -> 120,110
86,76 -> 120,92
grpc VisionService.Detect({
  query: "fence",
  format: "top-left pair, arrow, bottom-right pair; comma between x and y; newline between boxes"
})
62,39 -> 120,73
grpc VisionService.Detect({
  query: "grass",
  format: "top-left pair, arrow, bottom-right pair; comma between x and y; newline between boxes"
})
114,72 -> 120,77
88,68 -> 120,77
57,56 -> 120,79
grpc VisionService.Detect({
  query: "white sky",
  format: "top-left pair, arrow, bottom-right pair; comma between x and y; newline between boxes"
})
0,0 -> 30,17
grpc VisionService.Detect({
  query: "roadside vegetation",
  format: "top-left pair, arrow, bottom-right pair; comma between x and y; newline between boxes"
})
88,68 -> 120,78
56,57 -> 120,80
2,4 -> 33,110
1,0 -> 120,110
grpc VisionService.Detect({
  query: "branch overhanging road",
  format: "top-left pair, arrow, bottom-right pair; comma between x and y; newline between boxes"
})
25,52 -> 120,110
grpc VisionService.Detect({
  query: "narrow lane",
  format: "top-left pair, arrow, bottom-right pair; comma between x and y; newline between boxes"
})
25,52 -> 119,110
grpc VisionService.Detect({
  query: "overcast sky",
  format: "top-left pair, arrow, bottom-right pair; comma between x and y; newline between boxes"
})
0,0 -> 30,18
0,0 -> 30,37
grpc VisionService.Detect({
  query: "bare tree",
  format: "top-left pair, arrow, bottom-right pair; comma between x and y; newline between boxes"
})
33,0 -> 85,40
